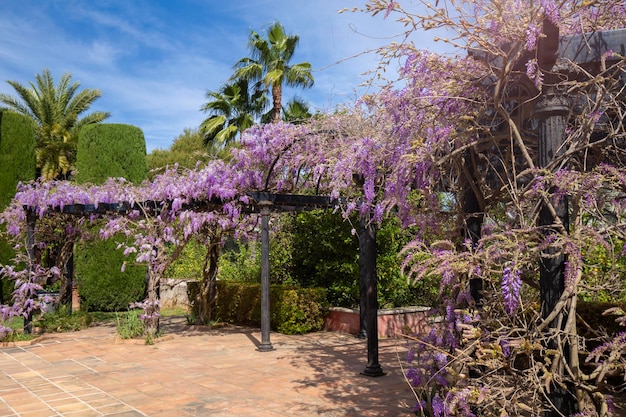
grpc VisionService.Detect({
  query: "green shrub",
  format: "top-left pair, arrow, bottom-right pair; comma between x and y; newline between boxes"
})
74,123 -> 148,312
34,306 -> 93,333
217,239 -> 260,282
206,281 -> 327,334
0,111 -> 35,302
272,287 -> 328,334
288,210 -> 359,306
287,211 -> 433,308
166,239 -> 205,280
75,123 -> 147,184
74,232 -> 146,311
0,111 -> 35,206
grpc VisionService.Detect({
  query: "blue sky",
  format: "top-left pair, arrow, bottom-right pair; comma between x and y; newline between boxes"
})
0,1 -> 450,152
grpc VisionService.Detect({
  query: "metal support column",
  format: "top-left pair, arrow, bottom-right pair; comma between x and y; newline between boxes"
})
360,218 -> 384,377
464,181 -> 483,303
535,17 -> 575,416
257,201 -> 274,352
357,231 -> 368,339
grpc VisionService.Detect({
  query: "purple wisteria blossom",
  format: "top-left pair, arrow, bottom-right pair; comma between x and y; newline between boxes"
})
502,262 -> 522,315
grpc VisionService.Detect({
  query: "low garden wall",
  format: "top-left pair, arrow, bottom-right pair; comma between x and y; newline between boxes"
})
324,306 -> 434,338
160,279 -> 191,310
160,278 -> 435,337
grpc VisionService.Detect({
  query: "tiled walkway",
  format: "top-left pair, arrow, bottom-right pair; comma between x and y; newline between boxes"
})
0,318 -> 416,416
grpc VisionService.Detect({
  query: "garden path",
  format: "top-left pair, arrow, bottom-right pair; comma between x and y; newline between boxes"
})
0,317 -> 415,416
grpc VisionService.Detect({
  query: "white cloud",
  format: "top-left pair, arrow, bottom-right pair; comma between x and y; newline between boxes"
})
86,41 -> 123,68
0,1 -> 453,153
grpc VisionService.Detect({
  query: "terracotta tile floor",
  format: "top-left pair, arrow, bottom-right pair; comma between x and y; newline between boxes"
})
0,318 -> 415,416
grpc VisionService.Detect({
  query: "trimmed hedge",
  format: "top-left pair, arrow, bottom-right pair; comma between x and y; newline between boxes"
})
0,111 -> 35,303
75,123 -> 147,184
74,123 -> 148,311
0,111 -> 35,206
74,233 -> 146,312
189,281 -> 328,334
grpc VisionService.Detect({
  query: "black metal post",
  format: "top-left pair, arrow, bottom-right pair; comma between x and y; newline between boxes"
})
536,86 -> 570,321
257,202 -> 274,352
359,217 -> 384,377
464,181 -> 483,303
24,211 -> 36,334
357,232 -> 368,339
535,18 -> 576,416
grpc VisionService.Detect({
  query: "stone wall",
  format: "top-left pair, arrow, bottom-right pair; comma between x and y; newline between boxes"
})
160,279 -> 191,310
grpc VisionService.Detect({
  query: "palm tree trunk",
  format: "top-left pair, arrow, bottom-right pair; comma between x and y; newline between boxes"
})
271,84 -> 282,123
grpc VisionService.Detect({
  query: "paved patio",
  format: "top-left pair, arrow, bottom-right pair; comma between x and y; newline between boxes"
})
0,317 -> 416,416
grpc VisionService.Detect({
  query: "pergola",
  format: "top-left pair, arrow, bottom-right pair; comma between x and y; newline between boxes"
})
468,25 -> 626,415
22,189 -> 386,377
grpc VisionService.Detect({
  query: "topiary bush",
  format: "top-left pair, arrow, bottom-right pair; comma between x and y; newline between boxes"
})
0,110 -> 35,304
75,123 -> 147,184
74,123 -> 148,311
201,281 -> 328,334
74,232 -> 146,312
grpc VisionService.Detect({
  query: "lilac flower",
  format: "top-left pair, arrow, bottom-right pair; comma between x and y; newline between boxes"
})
502,262 -> 522,315
384,1 -> 397,19
433,352 -> 448,367
525,24 -> 539,50
540,0 -> 559,24
407,346 -> 415,363
406,368 -> 422,386
432,394 -> 445,417
412,400 -> 427,413
500,339 -> 511,358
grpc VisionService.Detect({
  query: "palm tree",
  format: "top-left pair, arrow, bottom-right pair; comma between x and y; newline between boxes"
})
0,69 -> 110,180
282,97 -> 312,124
200,78 -> 265,146
233,22 -> 314,124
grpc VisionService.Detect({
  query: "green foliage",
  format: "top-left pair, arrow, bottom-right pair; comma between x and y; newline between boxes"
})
74,232 -> 146,312
272,287 -> 328,334
0,316 -> 35,342
0,111 -> 36,277
73,123 -> 148,312
234,21 -> 314,123
200,79 -> 263,146
0,69 -> 110,180
286,210 -> 433,308
165,239 -> 205,280
147,128 -> 225,178
288,210 -> 359,306
75,123 -> 147,184
216,233 -> 293,284
115,309 -> 145,339
216,240 -> 261,282
212,281 -> 328,334
211,211 -> 437,309
34,305 -> 93,333
375,217 -> 440,308
579,240 -> 626,303
0,111 -> 36,206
